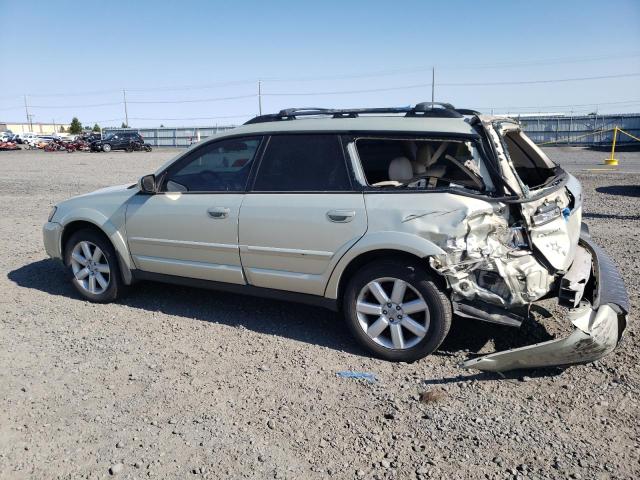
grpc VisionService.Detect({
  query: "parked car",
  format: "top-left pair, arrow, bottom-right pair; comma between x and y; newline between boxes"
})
42,103 -> 629,372
21,133 -> 38,144
0,131 -> 13,142
24,135 -> 55,149
90,131 -> 144,152
80,132 -> 101,143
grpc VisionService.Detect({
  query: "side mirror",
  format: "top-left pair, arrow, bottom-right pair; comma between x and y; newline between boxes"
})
138,174 -> 156,194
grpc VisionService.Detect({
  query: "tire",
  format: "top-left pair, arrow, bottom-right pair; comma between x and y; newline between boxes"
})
64,228 -> 123,303
102,143 -> 111,152
343,261 -> 451,362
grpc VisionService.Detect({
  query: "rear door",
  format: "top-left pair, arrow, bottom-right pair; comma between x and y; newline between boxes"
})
239,134 -> 367,296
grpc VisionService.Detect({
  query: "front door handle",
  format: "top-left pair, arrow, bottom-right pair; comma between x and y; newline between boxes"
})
207,207 -> 230,219
327,209 -> 356,223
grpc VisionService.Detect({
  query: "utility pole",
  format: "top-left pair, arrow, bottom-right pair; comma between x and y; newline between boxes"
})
24,95 -> 32,129
431,67 -> 435,103
123,89 -> 129,127
258,80 -> 262,116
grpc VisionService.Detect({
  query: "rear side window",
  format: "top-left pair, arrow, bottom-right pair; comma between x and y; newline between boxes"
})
253,135 -> 351,191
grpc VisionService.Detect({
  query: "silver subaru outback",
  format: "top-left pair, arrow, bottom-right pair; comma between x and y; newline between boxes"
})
43,103 -> 629,372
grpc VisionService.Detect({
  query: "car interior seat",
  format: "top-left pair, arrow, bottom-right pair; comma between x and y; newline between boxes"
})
388,156 -> 414,182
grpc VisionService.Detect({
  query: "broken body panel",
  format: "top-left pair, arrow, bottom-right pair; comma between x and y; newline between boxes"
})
367,117 -> 628,371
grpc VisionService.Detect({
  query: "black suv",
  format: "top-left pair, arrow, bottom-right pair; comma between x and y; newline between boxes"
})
91,131 -> 144,152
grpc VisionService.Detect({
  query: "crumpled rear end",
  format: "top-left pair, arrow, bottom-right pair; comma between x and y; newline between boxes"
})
462,229 -> 629,372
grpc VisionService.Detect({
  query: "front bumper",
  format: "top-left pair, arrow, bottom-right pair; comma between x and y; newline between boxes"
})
43,222 -> 63,259
462,229 -> 629,372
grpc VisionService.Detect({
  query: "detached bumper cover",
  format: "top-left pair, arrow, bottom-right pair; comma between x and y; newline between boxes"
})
462,231 -> 629,372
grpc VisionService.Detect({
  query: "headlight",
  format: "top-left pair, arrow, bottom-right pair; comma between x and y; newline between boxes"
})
48,206 -> 57,222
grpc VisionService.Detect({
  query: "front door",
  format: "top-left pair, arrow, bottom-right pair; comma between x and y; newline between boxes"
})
126,136 -> 262,284
239,134 -> 367,296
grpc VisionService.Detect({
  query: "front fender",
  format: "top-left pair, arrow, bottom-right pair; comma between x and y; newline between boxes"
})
324,231 -> 445,300
58,207 -> 133,284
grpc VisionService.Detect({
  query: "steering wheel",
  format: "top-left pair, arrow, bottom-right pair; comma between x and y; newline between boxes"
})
200,170 -> 222,183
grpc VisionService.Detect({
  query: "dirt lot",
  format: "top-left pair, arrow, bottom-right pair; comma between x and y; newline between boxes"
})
1,147 -> 639,479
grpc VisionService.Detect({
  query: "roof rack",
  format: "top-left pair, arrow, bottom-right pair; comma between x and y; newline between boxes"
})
244,102 -> 478,124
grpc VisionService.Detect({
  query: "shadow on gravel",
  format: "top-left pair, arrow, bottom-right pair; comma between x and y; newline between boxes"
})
9,259 -> 560,366
421,367 -> 565,386
583,212 -> 640,221
440,307 -> 555,356
595,185 -> 640,198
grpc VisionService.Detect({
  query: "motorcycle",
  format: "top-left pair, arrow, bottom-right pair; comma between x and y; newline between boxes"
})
65,139 -> 90,152
0,141 -> 20,151
44,139 -> 69,152
125,139 -> 152,152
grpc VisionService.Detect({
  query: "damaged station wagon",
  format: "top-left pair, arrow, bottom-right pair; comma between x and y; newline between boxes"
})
42,103 -> 629,371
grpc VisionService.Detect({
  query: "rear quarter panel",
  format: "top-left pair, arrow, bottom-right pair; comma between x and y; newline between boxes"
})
324,191 -> 498,299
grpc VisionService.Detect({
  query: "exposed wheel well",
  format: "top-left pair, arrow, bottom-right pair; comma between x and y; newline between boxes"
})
61,221 -> 111,261
336,249 -> 447,309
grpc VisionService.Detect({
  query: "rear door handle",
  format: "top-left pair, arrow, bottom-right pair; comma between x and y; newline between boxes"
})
327,209 -> 356,223
207,207 -> 230,219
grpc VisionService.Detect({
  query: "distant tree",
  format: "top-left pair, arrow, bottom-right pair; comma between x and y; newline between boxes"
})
121,122 -> 129,128
69,117 -> 82,134
160,124 -> 165,128
92,123 -> 101,132
59,126 -> 66,133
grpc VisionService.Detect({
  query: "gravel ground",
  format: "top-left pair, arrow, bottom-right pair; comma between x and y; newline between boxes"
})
1,147 -> 639,480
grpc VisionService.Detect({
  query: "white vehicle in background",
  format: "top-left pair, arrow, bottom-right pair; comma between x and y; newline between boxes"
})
21,133 -> 38,144
24,134 -> 54,149
0,131 -> 13,142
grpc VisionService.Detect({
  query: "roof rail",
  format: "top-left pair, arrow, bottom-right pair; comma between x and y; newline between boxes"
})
244,102 -> 478,125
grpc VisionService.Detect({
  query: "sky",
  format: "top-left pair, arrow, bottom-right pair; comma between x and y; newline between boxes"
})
1,0 -> 639,128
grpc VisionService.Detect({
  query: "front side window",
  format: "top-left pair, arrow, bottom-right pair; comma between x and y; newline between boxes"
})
163,136 -> 261,192
253,134 -> 351,191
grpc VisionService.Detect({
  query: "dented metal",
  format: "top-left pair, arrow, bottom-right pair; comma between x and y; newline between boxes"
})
416,119 -> 629,371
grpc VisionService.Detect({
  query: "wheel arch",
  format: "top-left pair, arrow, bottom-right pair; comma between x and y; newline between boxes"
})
60,217 -> 133,284
325,232 -> 449,305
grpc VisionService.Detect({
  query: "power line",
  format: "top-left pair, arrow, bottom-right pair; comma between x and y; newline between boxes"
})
128,114 -> 252,120
29,101 -> 122,109
2,51 -> 638,100
127,94 -> 256,104
475,99 -> 640,112
263,72 -> 640,96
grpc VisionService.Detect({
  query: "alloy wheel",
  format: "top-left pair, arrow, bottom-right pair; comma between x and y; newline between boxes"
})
356,277 -> 430,349
70,241 -> 111,295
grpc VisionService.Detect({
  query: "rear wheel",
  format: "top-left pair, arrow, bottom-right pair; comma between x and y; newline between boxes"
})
343,261 -> 451,362
64,229 -> 122,302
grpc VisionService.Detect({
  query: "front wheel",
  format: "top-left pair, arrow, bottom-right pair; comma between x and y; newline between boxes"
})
343,261 -> 451,362
64,229 -> 123,303
102,143 -> 111,152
